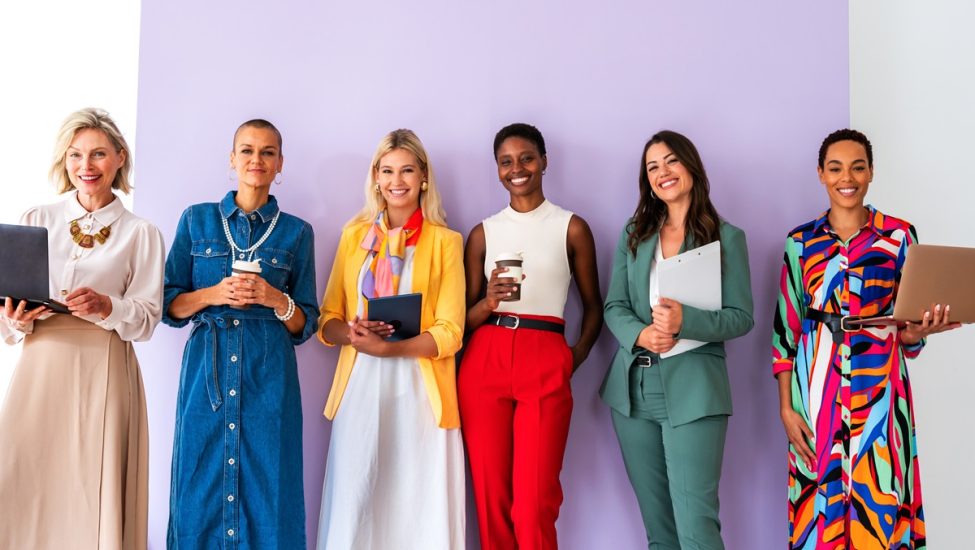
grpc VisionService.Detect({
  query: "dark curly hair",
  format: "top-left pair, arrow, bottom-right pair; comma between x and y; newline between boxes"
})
627,130 -> 721,255
493,122 -> 546,159
818,128 -> 872,168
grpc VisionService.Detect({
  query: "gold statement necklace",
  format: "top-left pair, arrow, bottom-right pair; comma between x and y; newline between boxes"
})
70,219 -> 111,248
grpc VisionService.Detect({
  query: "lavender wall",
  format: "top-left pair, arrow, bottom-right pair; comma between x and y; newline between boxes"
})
134,1 -> 848,547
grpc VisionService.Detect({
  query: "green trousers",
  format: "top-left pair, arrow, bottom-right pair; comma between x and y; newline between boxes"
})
611,364 -> 728,550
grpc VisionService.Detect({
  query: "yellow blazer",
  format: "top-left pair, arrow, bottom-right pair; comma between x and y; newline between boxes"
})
318,219 -> 466,428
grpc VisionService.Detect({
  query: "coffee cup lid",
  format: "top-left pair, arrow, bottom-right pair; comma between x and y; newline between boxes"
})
494,252 -> 524,263
232,259 -> 263,273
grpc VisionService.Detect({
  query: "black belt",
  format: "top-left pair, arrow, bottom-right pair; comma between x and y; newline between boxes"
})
806,308 -> 900,345
634,355 -> 659,368
805,308 -> 858,344
487,314 -> 564,334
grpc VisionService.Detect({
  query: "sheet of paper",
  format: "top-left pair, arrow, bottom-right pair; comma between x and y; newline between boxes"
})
656,240 -> 721,358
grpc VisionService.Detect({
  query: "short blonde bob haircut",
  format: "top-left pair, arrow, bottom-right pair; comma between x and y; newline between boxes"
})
49,108 -> 133,194
348,129 -> 447,228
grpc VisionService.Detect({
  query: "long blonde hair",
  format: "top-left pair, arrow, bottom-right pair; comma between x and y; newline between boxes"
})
49,108 -> 133,194
348,129 -> 447,227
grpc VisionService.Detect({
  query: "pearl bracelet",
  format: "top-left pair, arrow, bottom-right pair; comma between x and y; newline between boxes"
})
275,293 -> 296,322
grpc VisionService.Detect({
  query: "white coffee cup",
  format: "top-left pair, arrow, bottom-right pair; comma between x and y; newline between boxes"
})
231,259 -> 262,309
494,252 -> 524,301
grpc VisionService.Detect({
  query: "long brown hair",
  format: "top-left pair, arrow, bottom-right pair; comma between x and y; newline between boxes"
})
626,130 -> 721,254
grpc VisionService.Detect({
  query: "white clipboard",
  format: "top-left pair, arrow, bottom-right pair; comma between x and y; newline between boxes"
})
656,240 -> 721,358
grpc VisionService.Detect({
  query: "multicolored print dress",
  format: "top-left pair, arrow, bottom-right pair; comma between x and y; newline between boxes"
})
772,206 -> 926,549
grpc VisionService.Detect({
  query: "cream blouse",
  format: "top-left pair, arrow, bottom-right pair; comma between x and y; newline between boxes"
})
1,192 -> 165,344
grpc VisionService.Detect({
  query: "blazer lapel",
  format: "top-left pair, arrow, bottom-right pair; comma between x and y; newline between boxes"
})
630,233 -> 658,323
347,224 -> 370,317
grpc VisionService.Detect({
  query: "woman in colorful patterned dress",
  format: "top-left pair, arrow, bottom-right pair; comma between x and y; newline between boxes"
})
772,129 -> 960,549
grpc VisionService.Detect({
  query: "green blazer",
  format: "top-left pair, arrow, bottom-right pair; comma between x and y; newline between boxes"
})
600,220 -> 754,426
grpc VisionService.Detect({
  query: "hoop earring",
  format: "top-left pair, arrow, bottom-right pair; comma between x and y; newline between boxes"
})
375,184 -> 381,193
420,181 -> 428,191
274,172 -> 283,185
649,188 -> 657,200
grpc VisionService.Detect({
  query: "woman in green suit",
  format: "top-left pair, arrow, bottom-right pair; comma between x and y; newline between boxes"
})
601,130 -> 753,549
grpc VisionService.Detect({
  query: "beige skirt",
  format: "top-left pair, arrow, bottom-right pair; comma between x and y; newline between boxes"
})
0,314 -> 148,550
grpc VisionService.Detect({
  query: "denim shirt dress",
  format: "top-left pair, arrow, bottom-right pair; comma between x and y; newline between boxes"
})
163,192 -> 319,549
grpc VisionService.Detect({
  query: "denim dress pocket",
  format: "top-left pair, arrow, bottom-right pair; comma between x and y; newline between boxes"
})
257,247 -> 294,291
190,240 -> 231,289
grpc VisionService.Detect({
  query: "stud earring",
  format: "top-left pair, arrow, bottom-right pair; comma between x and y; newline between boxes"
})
542,170 -> 546,176
420,181 -> 428,191
228,168 -> 236,184
375,184 -> 381,193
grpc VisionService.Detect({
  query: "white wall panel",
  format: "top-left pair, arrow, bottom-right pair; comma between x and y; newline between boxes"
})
0,0 -> 140,402
851,2 -> 975,546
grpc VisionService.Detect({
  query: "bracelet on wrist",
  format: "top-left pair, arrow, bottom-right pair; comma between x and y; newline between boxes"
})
275,293 -> 296,322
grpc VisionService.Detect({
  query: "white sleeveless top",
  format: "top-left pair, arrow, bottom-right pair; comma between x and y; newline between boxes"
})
482,200 -> 573,318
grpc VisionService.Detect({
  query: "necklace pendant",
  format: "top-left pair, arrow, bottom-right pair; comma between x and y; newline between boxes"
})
70,219 -> 110,248
94,227 -> 111,244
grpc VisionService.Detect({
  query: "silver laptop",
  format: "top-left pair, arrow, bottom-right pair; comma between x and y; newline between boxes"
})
0,223 -> 70,314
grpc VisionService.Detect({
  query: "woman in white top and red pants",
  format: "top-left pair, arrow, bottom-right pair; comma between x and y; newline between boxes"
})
460,123 -> 603,550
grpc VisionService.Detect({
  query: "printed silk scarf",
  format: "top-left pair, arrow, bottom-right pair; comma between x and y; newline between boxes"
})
360,208 -> 423,299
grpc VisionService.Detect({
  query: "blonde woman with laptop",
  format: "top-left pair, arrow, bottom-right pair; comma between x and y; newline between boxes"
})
0,108 -> 164,549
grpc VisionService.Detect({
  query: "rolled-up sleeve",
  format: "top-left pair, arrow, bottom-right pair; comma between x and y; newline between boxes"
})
899,224 -> 925,358
289,222 -> 319,345
162,208 -> 194,329
678,225 -> 755,343
604,224 -> 647,352
772,235 -> 804,376
426,231 -> 465,360
317,229 -> 351,346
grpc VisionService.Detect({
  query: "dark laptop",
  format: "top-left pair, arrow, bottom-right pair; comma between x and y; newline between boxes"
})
0,223 -> 71,314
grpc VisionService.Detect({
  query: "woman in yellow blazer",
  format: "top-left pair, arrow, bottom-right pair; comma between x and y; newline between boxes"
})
314,129 -> 466,550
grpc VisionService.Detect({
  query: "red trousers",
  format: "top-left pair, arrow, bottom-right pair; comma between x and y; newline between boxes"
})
459,315 -> 574,550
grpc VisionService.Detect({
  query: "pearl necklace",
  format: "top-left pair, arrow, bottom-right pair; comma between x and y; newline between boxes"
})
222,211 -> 280,262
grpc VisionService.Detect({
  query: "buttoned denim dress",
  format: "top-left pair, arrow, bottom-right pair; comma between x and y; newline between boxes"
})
163,192 -> 319,549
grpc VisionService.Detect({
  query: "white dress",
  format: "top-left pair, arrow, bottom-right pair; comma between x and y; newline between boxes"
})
317,247 -> 466,550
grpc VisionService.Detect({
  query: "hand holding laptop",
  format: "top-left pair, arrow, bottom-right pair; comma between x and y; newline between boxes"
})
3,297 -> 50,331
900,303 -> 963,345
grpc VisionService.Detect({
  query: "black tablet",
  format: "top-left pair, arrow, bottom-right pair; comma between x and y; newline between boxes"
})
366,292 -> 422,342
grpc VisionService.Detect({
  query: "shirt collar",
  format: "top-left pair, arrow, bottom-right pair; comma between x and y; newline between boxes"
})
62,190 -> 125,226
813,204 -> 882,237
219,191 -> 280,222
